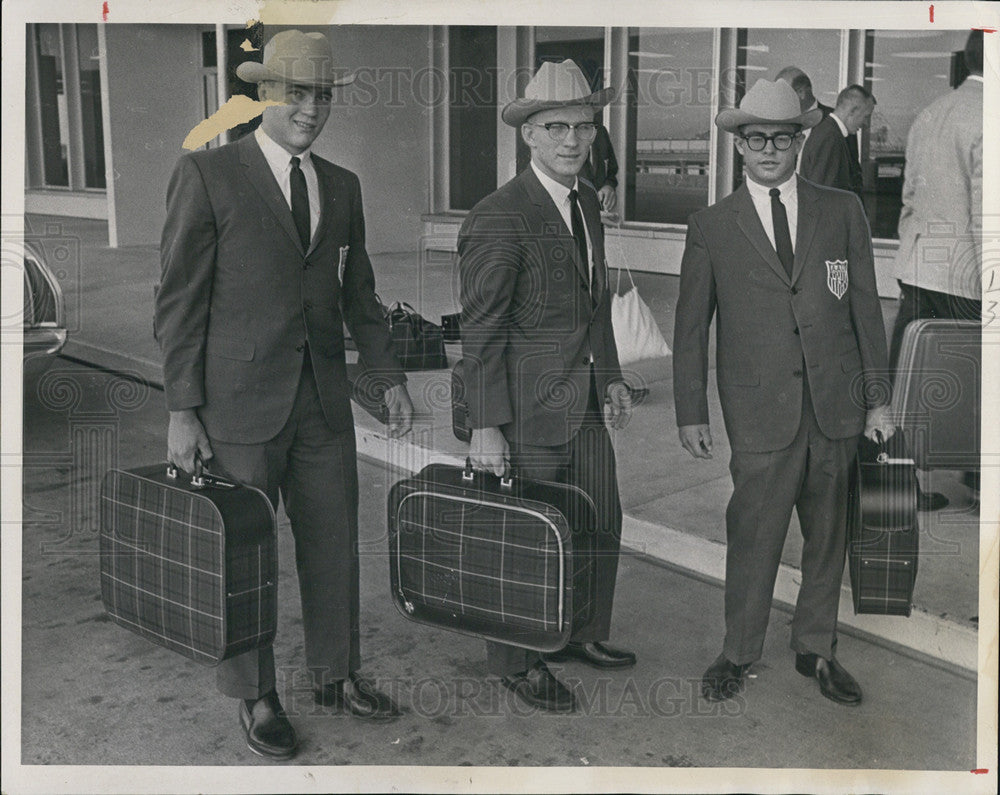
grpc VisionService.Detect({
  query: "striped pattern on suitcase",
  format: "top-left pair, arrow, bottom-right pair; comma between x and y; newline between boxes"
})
389,464 -> 596,652
100,465 -> 278,665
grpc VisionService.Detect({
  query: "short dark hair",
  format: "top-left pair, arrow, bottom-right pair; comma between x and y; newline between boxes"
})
789,74 -> 813,94
836,84 -> 875,109
964,30 -> 983,75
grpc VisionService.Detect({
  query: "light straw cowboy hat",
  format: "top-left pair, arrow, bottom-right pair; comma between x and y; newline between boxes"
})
715,79 -> 822,133
236,29 -> 355,87
501,59 -> 615,127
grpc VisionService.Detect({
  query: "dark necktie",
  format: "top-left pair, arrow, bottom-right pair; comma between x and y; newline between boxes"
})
567,188 -> 593,293
290,156 -> 310,251
769,187 -> 794,278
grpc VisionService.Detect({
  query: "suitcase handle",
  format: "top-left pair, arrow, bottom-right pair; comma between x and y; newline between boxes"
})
871,430 -> 914,466
166,456 -> 238,491
463,458 -> 513,491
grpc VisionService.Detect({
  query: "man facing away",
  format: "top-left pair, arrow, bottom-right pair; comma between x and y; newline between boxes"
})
459,59 -> 634,713
799,84 -> 875,196
889,30 -> 984,506
673,79 -> 894,707
155,30 -> 414,759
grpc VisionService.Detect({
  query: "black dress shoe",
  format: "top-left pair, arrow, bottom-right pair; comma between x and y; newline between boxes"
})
547,641 -> 637,669
501,660 -> 576,712
239,690 -> 298,760
795,653 -> 863,706
701,653 -> 750,702
314,672 -> 401,721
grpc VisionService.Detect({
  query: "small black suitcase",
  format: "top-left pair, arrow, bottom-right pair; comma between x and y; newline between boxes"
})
100,463 -> 278,665
388,462 -> 596,652
847,434 -> 919,616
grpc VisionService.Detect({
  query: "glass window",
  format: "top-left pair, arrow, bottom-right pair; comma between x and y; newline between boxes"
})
625,27 -> 714,225
76,24 -> 106,188
34,24 -> 70,187
449,26 -> 497,211
863,29 -> 973,239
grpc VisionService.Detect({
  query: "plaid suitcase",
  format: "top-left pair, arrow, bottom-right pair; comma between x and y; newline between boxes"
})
100,463 -> 278,665
846,434 -> 919,616
387,462 -> 597,652
892,318 -> 980,469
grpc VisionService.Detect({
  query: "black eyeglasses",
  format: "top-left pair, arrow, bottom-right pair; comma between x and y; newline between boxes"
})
739,133 -> 800,151
527,121 -> 599,142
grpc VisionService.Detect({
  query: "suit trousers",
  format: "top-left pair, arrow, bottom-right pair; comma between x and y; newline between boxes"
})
486,370 -> 623,677
723,379 -> 858,666
209,359 -> 362,700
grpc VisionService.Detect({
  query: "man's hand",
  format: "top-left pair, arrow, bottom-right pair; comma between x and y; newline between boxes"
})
469,426 -> 509,476
167,409 -> 213,473
597,185 -> 617,212
384,383 -> 414,438
864,404 -> 896,442
604,381 -> 632,430
678,424 -> 713,459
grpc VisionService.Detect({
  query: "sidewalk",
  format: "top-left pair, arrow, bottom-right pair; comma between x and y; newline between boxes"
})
27,212 -> 981,673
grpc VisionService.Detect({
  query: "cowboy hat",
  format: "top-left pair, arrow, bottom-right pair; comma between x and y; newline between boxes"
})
501,59 -> 614,127
715,79 -> 822,133
236,29 -> 355,87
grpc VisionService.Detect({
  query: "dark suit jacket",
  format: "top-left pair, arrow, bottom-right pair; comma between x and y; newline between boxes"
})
458,167 -> 623,447
799,114 -> 863,195
156,133 -> 403,444
581,125 -> 618,191
673,177 -> 888,453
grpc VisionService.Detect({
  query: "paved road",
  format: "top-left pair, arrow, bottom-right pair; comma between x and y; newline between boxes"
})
16,358 -> 979,775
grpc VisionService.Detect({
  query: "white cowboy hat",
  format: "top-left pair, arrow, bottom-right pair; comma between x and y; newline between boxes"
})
715,79 -> 822,133
236,29 -> 355,87
501,59 -> 614,127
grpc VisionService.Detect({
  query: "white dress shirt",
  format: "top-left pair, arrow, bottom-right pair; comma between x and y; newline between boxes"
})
745,173 -> 798,255
255,127 -> 321,241
531,161 -> 593,277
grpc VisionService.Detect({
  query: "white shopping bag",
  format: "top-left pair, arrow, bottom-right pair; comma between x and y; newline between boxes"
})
610,263 -> 670,367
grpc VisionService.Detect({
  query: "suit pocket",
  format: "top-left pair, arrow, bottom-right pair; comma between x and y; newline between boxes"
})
206,334 -> 255,361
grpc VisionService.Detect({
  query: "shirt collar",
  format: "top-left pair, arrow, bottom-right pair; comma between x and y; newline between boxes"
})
745,172 -> 797,202
830,112 -> 850,137
255,127 -> 313,170
531,161 -> 578,205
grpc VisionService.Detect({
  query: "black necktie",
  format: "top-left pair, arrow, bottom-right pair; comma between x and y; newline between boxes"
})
769,187 -> 794,278
567,188 -> 593,292
290,156 -> 310,251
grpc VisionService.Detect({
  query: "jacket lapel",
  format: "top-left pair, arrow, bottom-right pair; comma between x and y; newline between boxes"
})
521,168 -> 589,287
308,158 -> 335,257
733,184 -> 790,285
238,134 -> 305,255
792,177 -> 820,284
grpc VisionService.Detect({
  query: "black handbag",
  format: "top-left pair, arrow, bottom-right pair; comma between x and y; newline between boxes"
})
384,301 -> 448,370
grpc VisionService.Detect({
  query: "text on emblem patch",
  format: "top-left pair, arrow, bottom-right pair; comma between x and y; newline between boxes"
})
826,259 -> 848,300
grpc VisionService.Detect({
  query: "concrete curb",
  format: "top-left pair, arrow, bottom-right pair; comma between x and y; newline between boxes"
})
355,425 -> 979,675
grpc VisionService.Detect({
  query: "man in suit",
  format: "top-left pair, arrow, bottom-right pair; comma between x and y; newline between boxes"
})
673,79 -> 894,706
890,30 -> 983,505
581,123 -> 619,212
155,30 -> 414,759
775,66 -> 835,158
459,60 -> 634,713
800,84 -> 875,196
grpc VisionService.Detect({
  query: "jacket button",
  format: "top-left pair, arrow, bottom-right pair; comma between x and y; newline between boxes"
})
582,357 -> 589,365
792,369 -> 803,378
295,344 -> 305,352
789,287 -> 799,295
303,301 -> 313,311
793,327 -> 800,335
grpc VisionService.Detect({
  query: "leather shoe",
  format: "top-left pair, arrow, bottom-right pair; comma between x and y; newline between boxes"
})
795,653 -> 863,706
314,672 -> 401,721
701,653 -> 750,702
547,641 -> 636,669
501,660 -> 576,712
239,690 -> 298,760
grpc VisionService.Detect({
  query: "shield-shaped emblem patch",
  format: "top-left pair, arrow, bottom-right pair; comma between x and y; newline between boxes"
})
826,259 -> 848,299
